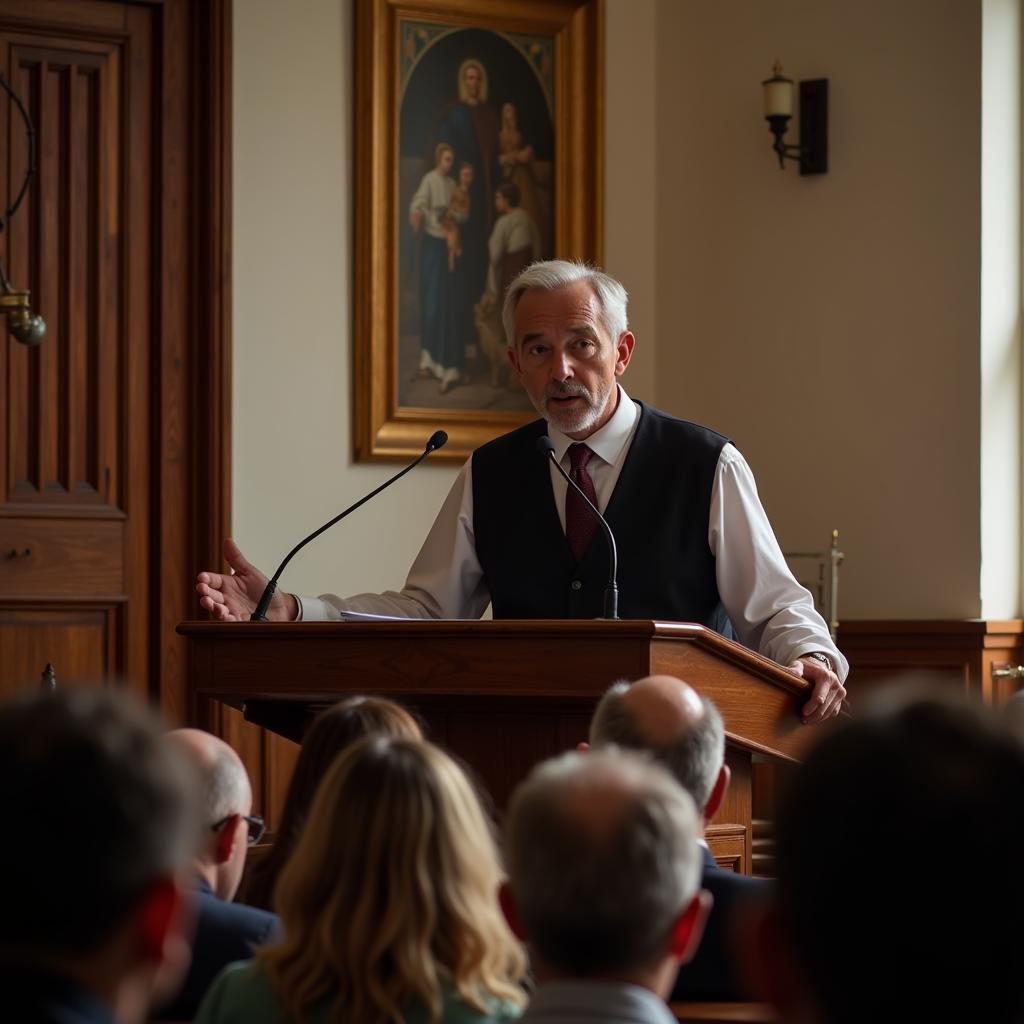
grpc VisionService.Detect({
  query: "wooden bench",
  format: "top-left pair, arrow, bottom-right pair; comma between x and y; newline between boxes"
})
669,1003 -> 775,1023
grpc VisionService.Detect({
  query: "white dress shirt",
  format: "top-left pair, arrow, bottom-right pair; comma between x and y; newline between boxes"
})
298,387 -> 848,680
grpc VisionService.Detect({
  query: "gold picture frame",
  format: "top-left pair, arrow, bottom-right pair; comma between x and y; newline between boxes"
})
354,0 -> 604,462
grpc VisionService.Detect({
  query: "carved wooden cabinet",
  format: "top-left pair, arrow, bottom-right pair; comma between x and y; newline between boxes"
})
0,4 -> 152,691
0,0 -> 230,717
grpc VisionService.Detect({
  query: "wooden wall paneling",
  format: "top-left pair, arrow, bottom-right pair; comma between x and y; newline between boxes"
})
0,517 -> 122,595
122,3 -> 153,700
264,732 -> 300,828
154,0 -> 233,725
705,824 -> 746,874
980,624 -> 1024,703
190,0 -> 232,574
836,620 -> 1024,705
154,0 -> 190,716
751,619 -> 1024,854
0,14 -> 145,700
3,33 -> 123,513
0,0 -> 232,732
0,598 -> 122,688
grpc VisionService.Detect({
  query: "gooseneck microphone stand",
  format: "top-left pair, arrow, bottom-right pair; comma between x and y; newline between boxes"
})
250,430 -> 448,621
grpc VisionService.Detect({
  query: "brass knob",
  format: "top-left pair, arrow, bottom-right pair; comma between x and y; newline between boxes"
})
992,665 -> 1024,679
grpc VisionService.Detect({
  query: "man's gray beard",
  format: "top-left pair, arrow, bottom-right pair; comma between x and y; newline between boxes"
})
538,381 -> 611,435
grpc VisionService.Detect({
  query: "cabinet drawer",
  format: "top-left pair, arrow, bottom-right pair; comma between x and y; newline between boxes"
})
0,519 -> 123,597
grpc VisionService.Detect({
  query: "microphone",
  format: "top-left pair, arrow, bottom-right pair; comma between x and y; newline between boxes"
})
537,435 -> 619,620
250,430 -> 448,621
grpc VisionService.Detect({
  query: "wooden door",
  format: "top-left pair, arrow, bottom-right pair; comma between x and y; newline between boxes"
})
0,0 -> 230,715
0,4 -> 151,695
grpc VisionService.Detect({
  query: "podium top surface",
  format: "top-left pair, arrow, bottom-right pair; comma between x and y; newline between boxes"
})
180,619 -> 815,762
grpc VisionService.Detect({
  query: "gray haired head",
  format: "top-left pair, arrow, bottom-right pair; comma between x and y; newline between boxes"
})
590,679 -> 725,814
504,747 -> 700,976
501,259 -> 629,348
166,728 -> 250,826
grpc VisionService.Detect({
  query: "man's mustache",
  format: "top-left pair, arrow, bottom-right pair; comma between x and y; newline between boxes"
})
545,381 -> 593,402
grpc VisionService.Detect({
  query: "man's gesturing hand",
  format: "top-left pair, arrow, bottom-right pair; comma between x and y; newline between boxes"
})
787,655 -> 846,724
195,538 -> 298,622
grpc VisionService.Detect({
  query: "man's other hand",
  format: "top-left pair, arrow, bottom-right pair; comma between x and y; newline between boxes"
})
195,538 -> 298,622
787,656 -> 846,724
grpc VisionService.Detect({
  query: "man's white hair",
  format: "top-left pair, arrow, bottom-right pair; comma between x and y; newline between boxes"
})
202,747 -> 249,823
501,259 -> 629,347
167,730 -> 250,825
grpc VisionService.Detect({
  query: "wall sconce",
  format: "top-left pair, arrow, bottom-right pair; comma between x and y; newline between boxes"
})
0,73 -> 46,346
761,62 -> 828,175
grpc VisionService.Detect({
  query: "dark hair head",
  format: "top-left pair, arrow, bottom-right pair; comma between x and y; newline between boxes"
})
774,694 -> 1024,1024
243,696 -> 422,910
0,687 -> 198,957
497,181 -> 521,207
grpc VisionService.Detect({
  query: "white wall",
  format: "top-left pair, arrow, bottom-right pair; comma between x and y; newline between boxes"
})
233,0 -> 457,597
233,0 -> 659,598
654,0 -> 983,619
605,0 -> 658,403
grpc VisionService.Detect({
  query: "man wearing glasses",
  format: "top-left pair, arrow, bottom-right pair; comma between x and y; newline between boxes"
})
155,729 -> 279,1020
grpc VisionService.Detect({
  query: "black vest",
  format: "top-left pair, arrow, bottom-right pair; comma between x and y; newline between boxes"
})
471,402 -> 729,622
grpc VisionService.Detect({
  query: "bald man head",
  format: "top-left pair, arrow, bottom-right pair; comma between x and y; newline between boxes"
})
589,675 -> 728,829
166,729 -> 254,900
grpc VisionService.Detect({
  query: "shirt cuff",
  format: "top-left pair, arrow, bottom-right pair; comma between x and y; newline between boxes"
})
294,595 -> 343,622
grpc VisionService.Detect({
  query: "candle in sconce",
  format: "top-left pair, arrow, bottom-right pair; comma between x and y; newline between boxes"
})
762,61 -> 793,117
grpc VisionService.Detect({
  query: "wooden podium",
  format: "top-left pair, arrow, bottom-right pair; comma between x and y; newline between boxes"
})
179,619 -> 815,874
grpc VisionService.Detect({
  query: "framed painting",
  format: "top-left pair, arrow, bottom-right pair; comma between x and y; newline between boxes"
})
354,0 -> 603,461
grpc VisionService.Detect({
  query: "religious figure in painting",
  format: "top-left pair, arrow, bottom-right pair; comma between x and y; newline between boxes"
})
486,181 -> 541,300
498,101 -> 551,257
437,59 -> 500,377
396,25 -> 554,410
409,142 -> 465,391
443,162 -> 474,272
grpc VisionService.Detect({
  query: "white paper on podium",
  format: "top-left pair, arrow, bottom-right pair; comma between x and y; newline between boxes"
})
338,610 -> 409,622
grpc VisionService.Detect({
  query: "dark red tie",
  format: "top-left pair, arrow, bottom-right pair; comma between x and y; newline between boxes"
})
566,443 -> 598,561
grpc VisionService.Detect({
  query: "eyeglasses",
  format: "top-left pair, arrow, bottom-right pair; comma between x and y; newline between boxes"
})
210,814 -> 266,846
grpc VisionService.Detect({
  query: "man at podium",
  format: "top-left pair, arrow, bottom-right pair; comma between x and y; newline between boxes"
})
197,261 -> 847,722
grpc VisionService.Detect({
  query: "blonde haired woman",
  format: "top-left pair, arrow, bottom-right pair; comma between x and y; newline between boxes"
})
195,736 -> 527,1024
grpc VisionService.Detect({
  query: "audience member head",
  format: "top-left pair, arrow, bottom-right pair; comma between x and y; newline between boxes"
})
166,728 -> 254,902
503,748 -> 707,995
590,676 -> 728,830
243,696 -> 422,910
758,692 -> 1024,1024
260,736 -> 526,1021
0,687 -> 199,1020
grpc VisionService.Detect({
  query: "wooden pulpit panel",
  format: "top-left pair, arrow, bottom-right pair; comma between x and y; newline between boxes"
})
181,619 -> 814,874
